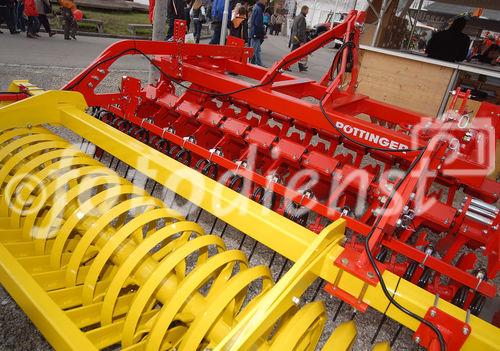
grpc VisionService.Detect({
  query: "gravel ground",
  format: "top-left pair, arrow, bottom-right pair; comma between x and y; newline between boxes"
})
0,64 -> 496,351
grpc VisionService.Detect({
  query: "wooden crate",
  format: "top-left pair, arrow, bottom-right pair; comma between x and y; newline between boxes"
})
357,49 -> 455,117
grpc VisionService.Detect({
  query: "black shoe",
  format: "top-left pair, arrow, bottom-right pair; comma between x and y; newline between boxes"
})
49,32 -> 56,37
0,29 -> 4,34
27,33 -> 36,38
298,64 -> 308,72
64,37 -> 71,40
34,33 -> 40,37
71,35 -> 76,40
10,30 -> 21,34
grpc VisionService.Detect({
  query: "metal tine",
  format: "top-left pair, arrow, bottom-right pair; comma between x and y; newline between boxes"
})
219,222 -> 229,238
390,324 -> 404,346
371,314 -> 388,344
350,310 -> 357,321
237,233 -> 247,250
276,258 -> 289,281
247,239 -> 259,261
83,139 -> 93,154
162,188 -> 173,206
168,193 -> 177,208
192,206 -> 204,224
268,251 -> 278,268
184,202 -> 196,221
97,149 -> 105,162
149,180 -> 158,195
332,301 -> 344,322
310,279 -> 324,302
209,217 -> 218,234
79,137 -> 88,150
106,155 -> 116,169
91,143 -> 99,159
112,157 -> 121,171
124,165 -> 132,180
143,178 -> 150,192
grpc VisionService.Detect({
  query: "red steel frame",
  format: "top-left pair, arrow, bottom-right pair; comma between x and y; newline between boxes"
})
4,11 -> 498,327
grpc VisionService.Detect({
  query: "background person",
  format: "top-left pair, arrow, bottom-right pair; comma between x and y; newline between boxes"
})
426,17 -> 470,62
190,0 -> 205,43
166,0 -> 185,40
184,0 -> 191,32
269,11 -> 276,35
58,0 -> 77,40
249,0 -> 266,66
273,11 -> 284,35
290,5 -> 308,71
23,0 -> 38,38
477,44 -> 500,65
231,2 -> 241,21
229,5 -> 247,41
0,0 -> 20,34
263,9 -> 270,33
16,0 -> 26,32
209,0 -> 225,44
35,0 -> 54,37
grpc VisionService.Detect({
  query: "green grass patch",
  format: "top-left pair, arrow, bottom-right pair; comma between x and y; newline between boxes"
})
49,6 -> 152,36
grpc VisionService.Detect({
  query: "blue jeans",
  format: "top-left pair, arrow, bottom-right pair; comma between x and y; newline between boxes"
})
16,2 -> 26,31
166,16 -> 175,40
250,38 -> 263,66
193,19 -> 202,43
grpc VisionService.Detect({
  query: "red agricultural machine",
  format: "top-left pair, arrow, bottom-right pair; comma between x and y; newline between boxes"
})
0,10 -> 499,351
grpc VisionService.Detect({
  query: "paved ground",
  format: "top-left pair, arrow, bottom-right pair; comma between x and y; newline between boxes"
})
0,32 -> 415,351
0,31 -> 335,90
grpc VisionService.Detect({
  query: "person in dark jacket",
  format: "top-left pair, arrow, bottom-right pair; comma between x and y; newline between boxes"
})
290,5 -> 308,71
249,0 -> 266,66
229,6 -> 247,41
426,17 -> 470,62
35,0 -> 55,37
166,0 -> 185,40
184,0 -> 191,32
0,0 -> 20,34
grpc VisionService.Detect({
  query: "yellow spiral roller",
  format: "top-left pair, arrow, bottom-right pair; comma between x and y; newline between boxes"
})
0,127 -> 330,351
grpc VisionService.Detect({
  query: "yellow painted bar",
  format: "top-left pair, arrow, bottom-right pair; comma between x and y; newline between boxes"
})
8,80 -> 45,96
0,244 -> 98,351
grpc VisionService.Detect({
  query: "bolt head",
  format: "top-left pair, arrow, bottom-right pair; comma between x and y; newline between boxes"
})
367,271 -> 375,279
341,258 -> 349,266
430,310 -> 436,317
463,326 -> 469,335
414,336 -> 421,343
292,296 -> 300,306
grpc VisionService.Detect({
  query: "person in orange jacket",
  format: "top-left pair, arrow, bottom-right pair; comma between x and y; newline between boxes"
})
24,0 -> 39,38
58,0 -> 77,39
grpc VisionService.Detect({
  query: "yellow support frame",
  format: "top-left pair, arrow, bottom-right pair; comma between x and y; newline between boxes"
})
0,90 -> 499,350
